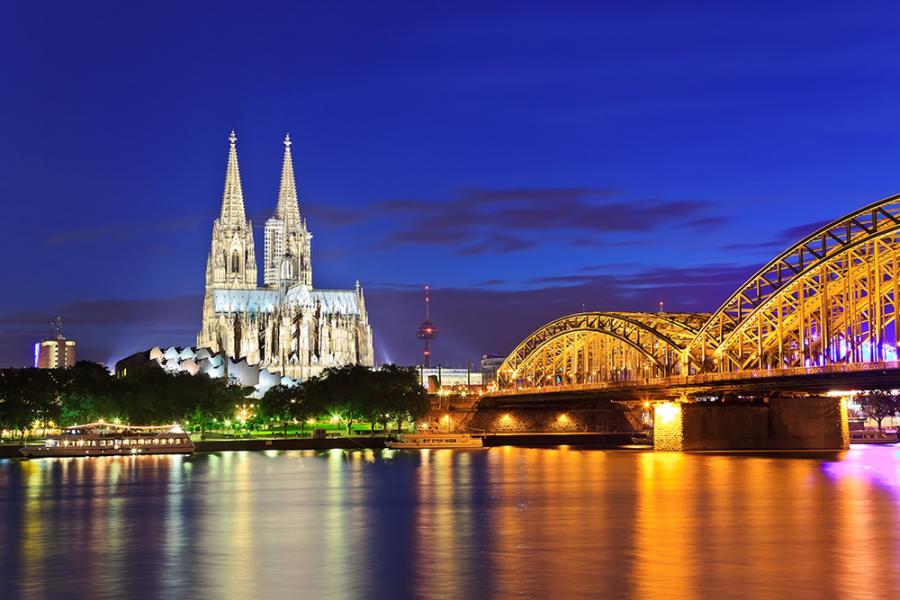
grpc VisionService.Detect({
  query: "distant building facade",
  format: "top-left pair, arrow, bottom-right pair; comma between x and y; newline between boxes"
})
418,366 -> 483,392
116,346 -> 294,398
34,320 -> 76,369
480,354 -> 505,387
196,132 -> 374,381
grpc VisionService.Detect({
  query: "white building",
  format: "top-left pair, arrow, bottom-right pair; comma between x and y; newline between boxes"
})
197,132 -> 374,381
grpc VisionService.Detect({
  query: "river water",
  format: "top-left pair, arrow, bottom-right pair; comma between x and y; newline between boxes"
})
1,446 -> 899,599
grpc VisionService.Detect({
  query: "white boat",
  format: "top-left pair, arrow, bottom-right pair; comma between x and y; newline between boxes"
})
385,433 -> 485,449
20,422 -> 194,458
849,430 -> 899,445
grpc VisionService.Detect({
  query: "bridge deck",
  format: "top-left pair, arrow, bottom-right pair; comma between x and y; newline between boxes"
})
487,361 -> 900,403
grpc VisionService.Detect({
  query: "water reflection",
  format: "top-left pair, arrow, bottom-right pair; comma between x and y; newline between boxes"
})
2,447 -> 900,599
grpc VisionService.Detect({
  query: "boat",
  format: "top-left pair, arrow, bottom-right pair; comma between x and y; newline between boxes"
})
20,422 -> 194,458
849,430 -> 899,445
385,433 -> 485,449
631,431 -> 652,445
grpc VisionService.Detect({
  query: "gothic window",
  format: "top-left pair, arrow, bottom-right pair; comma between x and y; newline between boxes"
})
231,250 -> 240,273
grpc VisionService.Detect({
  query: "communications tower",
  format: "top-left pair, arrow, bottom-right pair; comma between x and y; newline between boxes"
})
416,285 -> 438,367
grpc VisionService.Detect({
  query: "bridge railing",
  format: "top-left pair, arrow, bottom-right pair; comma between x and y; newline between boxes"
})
489,360 -> 900,397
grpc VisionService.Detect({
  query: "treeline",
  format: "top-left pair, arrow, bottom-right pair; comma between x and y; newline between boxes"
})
0,362 -> 428,439
258,364 -> 430,435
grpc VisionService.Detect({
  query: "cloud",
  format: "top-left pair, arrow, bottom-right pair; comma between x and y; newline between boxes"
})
473,278 -> 506,286
719,219 -> 832,253
682,216 -> 731,231
0,296 -> 202,368
366,261 -> 756,366
0,262 -> 757,369
373,187 -> 727,256
45,215 -> 206,245
776,220 -> 831,243
302,202 -> 366,227
457,235 -> 537,255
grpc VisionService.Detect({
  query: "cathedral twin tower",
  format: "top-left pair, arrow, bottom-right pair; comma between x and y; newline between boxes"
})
197,132 -> 374,380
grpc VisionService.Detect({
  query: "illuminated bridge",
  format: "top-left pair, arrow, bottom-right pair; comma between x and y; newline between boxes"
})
491,193 -> 900,401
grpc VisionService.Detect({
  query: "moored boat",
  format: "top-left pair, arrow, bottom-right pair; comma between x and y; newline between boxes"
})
385,433 -> 485,449
849,430 -> 899,445
20,422 -> 194,458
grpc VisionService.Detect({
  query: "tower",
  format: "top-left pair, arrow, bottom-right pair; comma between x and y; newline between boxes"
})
416,285 -> 438,367
205,131 -> 258,290
264,133 -> 312,289
198,131 -> 258,356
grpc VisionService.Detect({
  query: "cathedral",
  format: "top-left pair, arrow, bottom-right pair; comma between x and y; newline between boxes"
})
197,131 -> 374,380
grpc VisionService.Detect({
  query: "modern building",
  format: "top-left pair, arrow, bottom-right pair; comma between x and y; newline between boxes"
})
115,346 -> 295,398
34,319 -> 76,369
196,132 -> 374,381
418,366 -> 483,392
480,354 -> 505,387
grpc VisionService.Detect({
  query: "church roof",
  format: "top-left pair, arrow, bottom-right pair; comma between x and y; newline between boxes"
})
212,286 -> 362,315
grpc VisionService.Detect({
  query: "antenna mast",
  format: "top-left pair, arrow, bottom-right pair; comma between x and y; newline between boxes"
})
416,285 -> 438,368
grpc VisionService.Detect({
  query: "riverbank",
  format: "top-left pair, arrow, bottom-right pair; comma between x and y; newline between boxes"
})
0,432 -> 639,458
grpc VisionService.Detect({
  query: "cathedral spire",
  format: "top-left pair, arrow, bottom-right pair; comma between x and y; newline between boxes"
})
219,130 -> 247,227
276,133 -> 301,228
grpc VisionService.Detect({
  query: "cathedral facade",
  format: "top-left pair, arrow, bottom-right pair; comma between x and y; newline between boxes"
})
197,132 -> 374,380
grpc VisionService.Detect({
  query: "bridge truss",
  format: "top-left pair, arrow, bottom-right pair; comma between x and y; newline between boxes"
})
497,312 -> 707,389
498,194 -> 900,391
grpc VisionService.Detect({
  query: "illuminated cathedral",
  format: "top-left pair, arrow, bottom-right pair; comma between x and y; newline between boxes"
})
197,131 -> 374,380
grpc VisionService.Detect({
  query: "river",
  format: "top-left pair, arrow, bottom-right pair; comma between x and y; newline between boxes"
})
1,446 -> 899,599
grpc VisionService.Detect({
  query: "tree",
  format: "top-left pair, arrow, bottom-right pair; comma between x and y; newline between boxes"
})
0,370 -> 36,440
259,385 -> 298,435
59,361 -> 115,425
857,391 -> 899,432
187,375 -> 249,439
307,365 -> 370,434
25,369 -> 63,437
380,365 -> 429,432
0,369 -> 63,440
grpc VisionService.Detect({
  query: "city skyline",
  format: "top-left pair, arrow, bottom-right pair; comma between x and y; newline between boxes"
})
5,2 -> 900,367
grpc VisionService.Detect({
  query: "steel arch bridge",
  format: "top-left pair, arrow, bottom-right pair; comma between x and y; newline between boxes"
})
497,193 -> 900,392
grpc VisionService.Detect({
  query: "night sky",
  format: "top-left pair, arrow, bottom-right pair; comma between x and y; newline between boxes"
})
4,2 -> 900,369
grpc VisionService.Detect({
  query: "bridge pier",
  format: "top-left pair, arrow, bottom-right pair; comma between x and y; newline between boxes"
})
653,397 -> 850,451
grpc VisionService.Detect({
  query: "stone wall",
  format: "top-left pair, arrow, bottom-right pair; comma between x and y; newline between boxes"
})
653,403 -> 684,451
468,407 -> 635,434
768,396 -> 850,450
653,397 -> 849,451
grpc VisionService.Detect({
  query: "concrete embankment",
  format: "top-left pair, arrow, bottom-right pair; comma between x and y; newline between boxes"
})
482,432 -> 634,447
653,396 -> 850,451
195,437 -> 388,452
0,445 -> 21,458
1,433 -> 640,458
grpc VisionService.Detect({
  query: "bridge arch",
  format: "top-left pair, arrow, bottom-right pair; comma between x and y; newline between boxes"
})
497,312 -> 706,389
688,193 -> 900,373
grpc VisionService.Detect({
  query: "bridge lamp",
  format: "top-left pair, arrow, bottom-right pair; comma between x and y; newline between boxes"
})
656,402 -> 680,426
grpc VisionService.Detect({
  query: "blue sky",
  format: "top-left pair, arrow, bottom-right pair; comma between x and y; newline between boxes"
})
3,1 -> 900,367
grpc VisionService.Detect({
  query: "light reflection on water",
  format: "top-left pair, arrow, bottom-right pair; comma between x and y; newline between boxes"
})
1,446 -> 900,599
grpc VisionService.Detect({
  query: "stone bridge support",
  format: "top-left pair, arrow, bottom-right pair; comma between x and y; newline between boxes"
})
653,396 -> 850,451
